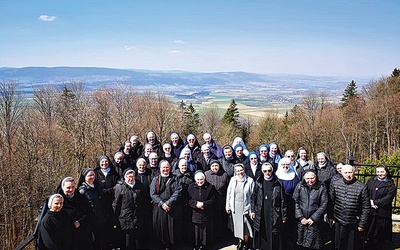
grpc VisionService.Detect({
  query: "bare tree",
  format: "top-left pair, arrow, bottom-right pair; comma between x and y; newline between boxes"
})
200,104 -> 222,136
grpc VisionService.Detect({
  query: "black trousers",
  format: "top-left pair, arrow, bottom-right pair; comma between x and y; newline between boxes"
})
334,223 -> 364,250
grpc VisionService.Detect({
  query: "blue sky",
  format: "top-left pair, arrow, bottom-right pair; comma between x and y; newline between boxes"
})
0,0 -> 399,78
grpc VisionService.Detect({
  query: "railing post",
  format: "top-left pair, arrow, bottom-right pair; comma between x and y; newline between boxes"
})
348,152 -> 355,165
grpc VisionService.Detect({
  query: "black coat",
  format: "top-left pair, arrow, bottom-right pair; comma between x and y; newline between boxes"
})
293,180 -> 328,249
57,189 -> 93,250
295,159 -> 314,179
78,182 -> 111,227
150,173 -> 182,210
312,161 -> 337,189
219,156 -> 237,178
366,176 -> 396,218
112,181 -> 145,231
131,141 -> 144,160
150,173 -> 183,245
245,163 -> 262,181
135,168 -> 152,204
329,177 -> 370,228
293,180 -> 328,222
204,169 -> 229,211
195,153 -> 218,172
94,166 -> 120,204
118,147 -> 137,169
251,174 -> 287,232
173,169 -> 194,218
187,181 -> 216,224
37,210 -> 72,250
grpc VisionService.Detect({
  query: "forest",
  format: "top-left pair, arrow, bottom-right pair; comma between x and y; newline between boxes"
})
1,68 -> 400,249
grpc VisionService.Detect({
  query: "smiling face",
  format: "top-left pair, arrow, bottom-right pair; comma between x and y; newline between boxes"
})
187,136 -> 196,147
62,180 -> 76,196
171,134 -> 179,146
160,161 -> 171,175
376,166 -> 387,179
235,165 -> 245,179
124,172 -> 135,185
147,132 -> 155,143
299,149 -> 307,160
149,153 -> 158,166
183,151 -> 191,160
50,197 -> 63,212
249,154 -> 258,165
270,144 -> 277,156
235,147 -> 243,157
178,159 -> 188,173
259,147 -> 268,158
195,174 -> 205,186
203,133 -> 211,144
100,158 -> 109,169
137,159 -> 146,172
223,148 -> 233,158
130,136 -> 138,146
285,151 -> 295,163
85,170 -> 95,185
262,164 -> 273,179
163,144 -> 171,154
202,145 -> 210,156
281,162 -> 290,172
124,142 -> 131,154
304,171 -> 317,186
210,162 -> 220,173
114,153 -> 123,163
317,155 -> 326,165
144,144 -> 153,155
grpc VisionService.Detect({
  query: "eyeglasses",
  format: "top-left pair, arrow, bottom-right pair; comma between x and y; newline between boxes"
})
250,157 -> 257,160
164,148 -> 171,150
262,169 -> 272,173
286,155 -> 295,158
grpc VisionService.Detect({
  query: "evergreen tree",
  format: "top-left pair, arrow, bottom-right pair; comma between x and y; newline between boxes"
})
391,67 -> 400,78
182,103 -> 201,135
222,99 -> 240,127
340,80 -> 357,108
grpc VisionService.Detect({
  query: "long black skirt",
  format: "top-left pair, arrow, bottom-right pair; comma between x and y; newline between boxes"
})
152,205 -> 174,247
193,222 -> 213,247
367,214 -> 392,242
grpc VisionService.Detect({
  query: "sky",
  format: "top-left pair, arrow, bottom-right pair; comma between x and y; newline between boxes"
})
0,0 -> 399,78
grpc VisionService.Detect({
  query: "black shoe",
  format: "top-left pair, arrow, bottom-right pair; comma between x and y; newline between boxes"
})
237,241 -> 243,250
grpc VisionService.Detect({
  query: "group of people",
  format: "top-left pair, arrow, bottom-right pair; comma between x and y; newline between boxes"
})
36,131 -> 397,250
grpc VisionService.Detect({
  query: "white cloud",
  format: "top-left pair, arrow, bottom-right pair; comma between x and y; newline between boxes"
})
174,40 -> 185,44
124,45 -> 137,51
168,50 -> 184,54
38,15 -> 57,22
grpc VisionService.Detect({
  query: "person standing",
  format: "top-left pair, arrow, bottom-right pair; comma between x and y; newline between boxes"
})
275,157 -> 300,247
226,163 -> 254,250
113,168 -> 145,250
329,164 -> 370,250
150,160 -> 182,249
37,194 -> 72,250
366,165 -> 396,248
293,170 -> 328,250
204,159 -> 230,239
187,171 -> 217,250
78,168 -> 113,250
250,162 -> 286,250
57,177 -> 93,250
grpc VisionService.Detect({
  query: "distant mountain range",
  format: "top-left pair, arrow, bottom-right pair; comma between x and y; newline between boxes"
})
0,67 -> 369,112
